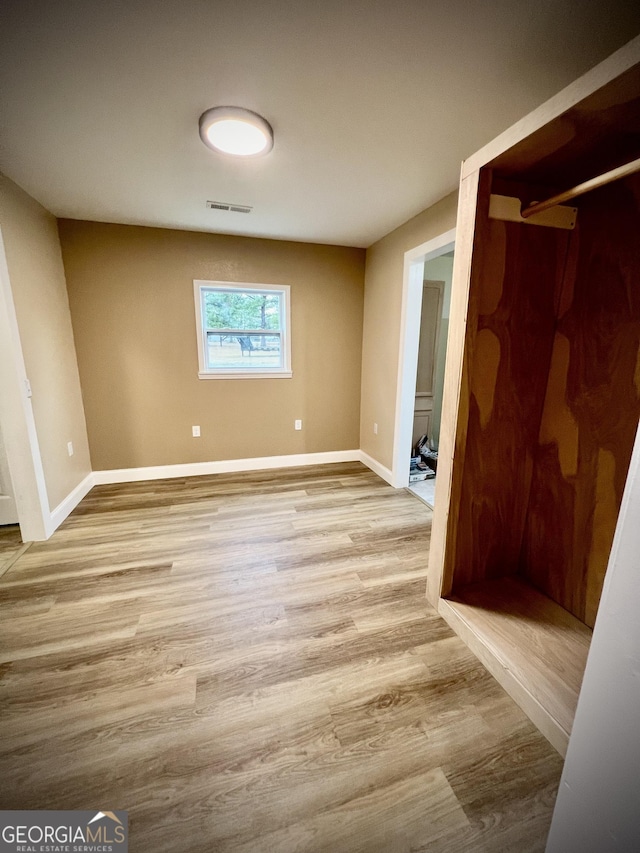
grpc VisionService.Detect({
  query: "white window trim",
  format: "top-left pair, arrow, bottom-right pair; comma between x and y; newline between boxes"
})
194,280 -> 292,380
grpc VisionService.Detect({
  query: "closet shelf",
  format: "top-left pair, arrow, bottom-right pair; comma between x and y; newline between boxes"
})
439,577 -> 591,756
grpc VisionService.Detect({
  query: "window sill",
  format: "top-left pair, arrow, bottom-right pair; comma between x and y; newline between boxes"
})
198,371 -> 293,380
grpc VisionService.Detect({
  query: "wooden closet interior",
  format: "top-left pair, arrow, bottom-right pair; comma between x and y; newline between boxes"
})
428,38 -> 640,756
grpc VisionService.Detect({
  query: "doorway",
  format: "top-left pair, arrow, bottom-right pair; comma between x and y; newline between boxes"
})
413,278 -> 444,450
0,226 -> 50,542
0,421 -> 18,525
409,252 -> 454,507
391,228 -> 455,503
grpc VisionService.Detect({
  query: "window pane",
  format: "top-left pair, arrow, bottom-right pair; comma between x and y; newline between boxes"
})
195,281 -> 290,378
206,333 -> 282,369
204,290 -> 281,332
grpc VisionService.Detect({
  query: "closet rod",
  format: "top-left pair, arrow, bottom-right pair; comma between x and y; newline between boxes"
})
521,155 -> 640,219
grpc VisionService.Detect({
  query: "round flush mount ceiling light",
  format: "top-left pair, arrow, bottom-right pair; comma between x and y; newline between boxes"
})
199,106 -> 274,157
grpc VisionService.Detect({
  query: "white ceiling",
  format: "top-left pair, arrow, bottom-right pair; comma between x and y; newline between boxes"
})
1,1 -> 639,247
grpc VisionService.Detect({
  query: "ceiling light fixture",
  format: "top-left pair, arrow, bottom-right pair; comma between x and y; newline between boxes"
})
199,106 -> 274,157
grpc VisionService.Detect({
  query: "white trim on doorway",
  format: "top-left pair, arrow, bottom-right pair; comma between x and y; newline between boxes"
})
391,228 -> 456,488
0,227 -> 51,541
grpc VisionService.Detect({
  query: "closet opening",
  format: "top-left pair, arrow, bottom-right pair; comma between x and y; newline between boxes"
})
429,52 -> 640,755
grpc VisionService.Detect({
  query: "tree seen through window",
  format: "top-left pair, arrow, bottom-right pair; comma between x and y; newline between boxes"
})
198,285 -> 287,371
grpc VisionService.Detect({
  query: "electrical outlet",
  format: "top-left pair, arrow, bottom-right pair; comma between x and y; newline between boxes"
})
192,425 -> 201,437
67,441 -> 74,456
294,419 -> 302,430
373,423 -> 378,435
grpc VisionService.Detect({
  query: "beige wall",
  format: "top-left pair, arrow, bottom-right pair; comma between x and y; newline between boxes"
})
360,192 -> 458,471
0,175 -> 91,509
58,221 -> 365,470
0,182 -> 455,489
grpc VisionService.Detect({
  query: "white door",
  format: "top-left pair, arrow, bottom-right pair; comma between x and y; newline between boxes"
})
0,422 -> 18,525
413,280 -> 444,447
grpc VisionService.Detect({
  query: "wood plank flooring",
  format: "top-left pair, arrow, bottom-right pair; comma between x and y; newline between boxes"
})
0,463 -> 563,852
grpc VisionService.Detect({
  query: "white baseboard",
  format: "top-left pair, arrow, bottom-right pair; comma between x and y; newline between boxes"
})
359,451 -> 395,486
43,450 -> 400,538
47,472 -> 94,536
92,449 -> 362,486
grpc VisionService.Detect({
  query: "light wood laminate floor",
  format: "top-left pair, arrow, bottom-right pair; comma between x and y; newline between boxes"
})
0,463 -> 563,852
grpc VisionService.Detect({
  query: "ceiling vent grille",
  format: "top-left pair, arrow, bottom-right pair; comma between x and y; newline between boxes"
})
206,200 -> 253,214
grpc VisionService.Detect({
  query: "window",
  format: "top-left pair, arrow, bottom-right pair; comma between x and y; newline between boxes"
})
194,280 -> 291,379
